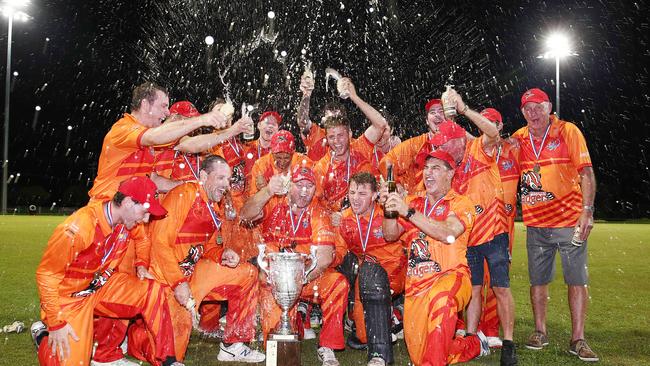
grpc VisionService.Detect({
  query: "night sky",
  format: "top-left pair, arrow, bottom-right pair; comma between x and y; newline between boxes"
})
1,0 -> 648,217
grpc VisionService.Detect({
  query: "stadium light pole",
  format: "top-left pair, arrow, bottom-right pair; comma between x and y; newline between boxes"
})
537,32 -> 578,119
1,0 -> 30,214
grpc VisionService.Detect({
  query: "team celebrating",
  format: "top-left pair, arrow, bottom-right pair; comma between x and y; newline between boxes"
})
31,68 -> 597,366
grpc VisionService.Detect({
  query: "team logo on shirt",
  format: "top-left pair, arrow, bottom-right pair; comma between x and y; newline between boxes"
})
179,245 -> 204,276
500,159 -> 514,171
520,169 -> 556,206
373,228 -> 383,238
407,235 -> 442,277
546,139 -> 561,151
505,203 -> 513,214
230,161 -> 246,192
302,219 -> 309,228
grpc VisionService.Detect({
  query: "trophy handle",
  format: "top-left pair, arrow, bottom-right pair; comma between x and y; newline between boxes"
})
304,246 -> 318,284
257,244 -> 270,283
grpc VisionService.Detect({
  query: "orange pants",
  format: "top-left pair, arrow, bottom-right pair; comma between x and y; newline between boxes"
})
404,270 -> 480,366
260,268 -> 348,350
352,258 -> 405,343
128,259 -> 259,363
37,273 -> 175,366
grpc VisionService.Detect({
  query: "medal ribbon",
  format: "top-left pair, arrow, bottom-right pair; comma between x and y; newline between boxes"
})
183,154 -> 222,230
529,123 -> 551,162
355,205 -> 376,253
423,195 -> 445,217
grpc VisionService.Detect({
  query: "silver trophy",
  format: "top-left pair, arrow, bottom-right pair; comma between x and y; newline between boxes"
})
257,244 -> 318,335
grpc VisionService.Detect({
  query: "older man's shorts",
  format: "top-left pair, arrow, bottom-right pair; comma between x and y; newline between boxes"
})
526,227 -> 589,286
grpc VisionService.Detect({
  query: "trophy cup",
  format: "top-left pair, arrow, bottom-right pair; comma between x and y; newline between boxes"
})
258,244 -> 318,366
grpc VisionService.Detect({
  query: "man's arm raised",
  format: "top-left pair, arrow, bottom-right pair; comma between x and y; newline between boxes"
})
140,109 -> 228,147
340,78 -> 388,144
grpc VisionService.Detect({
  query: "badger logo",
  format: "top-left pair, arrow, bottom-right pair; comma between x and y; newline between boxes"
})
520,169 -> 556,205
230,161 -> 246,192
408,237 -> 431,268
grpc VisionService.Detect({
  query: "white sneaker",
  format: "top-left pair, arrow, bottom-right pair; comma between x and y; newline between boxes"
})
217,342 -> 265,363
303,327 -> 317,340
317,347 -> 340,366
487,336 -> 503,348
455,328 -> 466,337
119,336 -> 128,354
367,356 -> 386,366
476,331 -> 491,357
90,358 -> 140,366
2,321 -> 25,333
30,321 -> 46,347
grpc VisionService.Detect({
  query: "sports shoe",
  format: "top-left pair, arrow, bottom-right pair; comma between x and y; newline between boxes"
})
317,347 -> 340,366
525,331 -> 549,350
367,356 -> 386,366
500,340 -> 518,366
217,342 -> 265,363
90,358 -> 139,366
346,333 -> 367,350
344,318 -> 355,333
455,328 -> 467,337
487,336 -> 503,348
476,331 -> 491,357
311,306 -> 323,329
569,339 -> 599,362
2,321 -> 25,333
30,321 -> 47,348
303,327 -> 317,340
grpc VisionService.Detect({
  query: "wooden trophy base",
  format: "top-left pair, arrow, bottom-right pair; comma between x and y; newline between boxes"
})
266,333 -> 301,366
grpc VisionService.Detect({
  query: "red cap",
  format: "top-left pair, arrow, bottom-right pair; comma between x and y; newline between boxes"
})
480,108 -> 503,124
117,177 -> 167,216
259,111 -> 282,125
169,101 -> 201,118
427,150 -> 457,169
270,130 -> 296,154
429,120 -> 466,146
425,98 -> 442,112
291,165 -> 316,185
520,88 -> 549,108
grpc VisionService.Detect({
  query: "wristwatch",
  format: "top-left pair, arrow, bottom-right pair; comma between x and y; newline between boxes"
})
405,207 -> 416,220
583,205 -> 595,212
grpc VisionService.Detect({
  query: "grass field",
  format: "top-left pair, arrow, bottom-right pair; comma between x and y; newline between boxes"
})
0,216 -> 648,366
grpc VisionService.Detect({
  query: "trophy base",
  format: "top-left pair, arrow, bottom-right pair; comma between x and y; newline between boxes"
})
266,333 -> 300,366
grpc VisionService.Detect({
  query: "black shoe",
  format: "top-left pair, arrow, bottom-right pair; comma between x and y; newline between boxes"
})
500,340 -> 518,366
346,333 -> 367,350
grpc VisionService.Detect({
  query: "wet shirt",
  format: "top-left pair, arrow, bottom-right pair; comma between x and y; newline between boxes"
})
379,133 -> 431,195
212,138 -> 261,202
512,116 -> 592,228
303,123 -> 329,162
496,141 -> 520,220
153,149 -> 200,181
248,152 -> 313,197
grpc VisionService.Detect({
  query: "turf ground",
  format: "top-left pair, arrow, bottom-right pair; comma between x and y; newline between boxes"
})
0,215 -> 648,366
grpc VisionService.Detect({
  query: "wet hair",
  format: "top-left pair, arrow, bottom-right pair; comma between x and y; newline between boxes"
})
321,100 -> 347,118
350,172 -> 377,192
112,191 -> 127,206
323,115 -> 351,131
130,82 -> 168,111
200,154 -> 228,173
425,155 -> 453,171
208,97 -> 227,111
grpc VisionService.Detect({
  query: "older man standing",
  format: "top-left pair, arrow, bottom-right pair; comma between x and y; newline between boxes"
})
513,88 -> 597,362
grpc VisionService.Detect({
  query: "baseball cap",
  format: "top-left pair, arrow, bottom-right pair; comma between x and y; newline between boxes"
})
259,111 -> 282,125
291,165 -> 316,185
520,88 -> 549,108
426,150 -> 457,169
169,101 -> 201,118
270,130 -> 296,154
425,98 -> 442,112
117,176 -> 167,216
429,120 -> 466,146
480,108 -> 503,124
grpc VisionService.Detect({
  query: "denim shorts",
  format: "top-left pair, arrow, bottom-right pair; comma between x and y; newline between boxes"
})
526,227 -> 588,286
466,233 -> 510,288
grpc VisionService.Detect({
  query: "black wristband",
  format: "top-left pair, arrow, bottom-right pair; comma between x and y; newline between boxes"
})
405,207 -> 416,219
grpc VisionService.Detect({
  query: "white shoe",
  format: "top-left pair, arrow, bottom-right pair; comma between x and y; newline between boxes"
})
476,331 -> 491,357
367,356 -> 386,366
30,321 -> 46,347
317,347 -> 340,366
2,321 -> 25,333
119,336 -> 128,354
487,336 -> 503,348
455,328 -> 466,337
90,358 -> 139,366
303,327 -> 317,340
217,342 -> 265,363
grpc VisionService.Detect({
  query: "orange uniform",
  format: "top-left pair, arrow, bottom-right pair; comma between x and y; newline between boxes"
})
453,137 -> 508,247
88,114 -> 157,201
314,135 -> 376,212
512,115 -> 592,227
248,152 -> 313,197
211,137 -> 264,209
35,201 -> 176,366
131,182 -> 258,361
338,204 -> 406,343
379,133 -> 432,194
153,149 -> 199,182
258,196 -> 348,350
302,123 -> 329,162
400,191 -> 481,366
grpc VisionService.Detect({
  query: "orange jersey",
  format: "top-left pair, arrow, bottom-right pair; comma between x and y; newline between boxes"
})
259,197 -> 339,265
89,114 -> 156,201
153,149 -> 200,181
211,138 -> 261,203
496,141 -> 520,220
512,116 -> 592,227
453,137 -> 507,246
314,135 -> 376,212
303,123 -> 329,162
35,200 -> 144,330
379,133 -> 431,195
338,204 -> 405,266
148,182 -> 224,289
247,152 -> 313,196
401,190 -> 475,287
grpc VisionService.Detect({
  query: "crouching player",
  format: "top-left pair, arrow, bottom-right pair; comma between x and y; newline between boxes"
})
382,151 -> 490,366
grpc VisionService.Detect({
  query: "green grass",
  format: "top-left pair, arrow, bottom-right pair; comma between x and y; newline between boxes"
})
0,216 -> 648,365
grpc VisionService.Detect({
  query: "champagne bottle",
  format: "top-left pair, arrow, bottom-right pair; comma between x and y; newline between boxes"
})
384,164 -> 399,218
441,85 -> 457,119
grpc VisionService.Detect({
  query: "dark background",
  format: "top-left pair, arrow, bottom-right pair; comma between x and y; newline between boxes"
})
1,0 -> 648,217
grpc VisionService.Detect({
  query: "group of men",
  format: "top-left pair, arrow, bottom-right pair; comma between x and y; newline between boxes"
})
32,70 -> 598,366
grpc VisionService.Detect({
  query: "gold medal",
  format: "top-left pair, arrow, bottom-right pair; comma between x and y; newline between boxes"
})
533,164 -> 541,173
